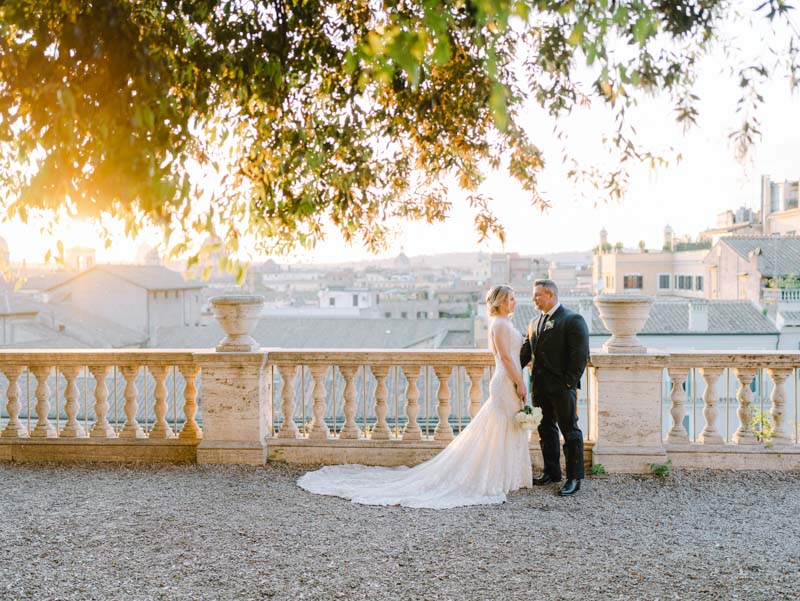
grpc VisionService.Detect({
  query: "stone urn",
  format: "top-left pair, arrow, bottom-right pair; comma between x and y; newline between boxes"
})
593,294 -> 654,354
210,295 -> 265,352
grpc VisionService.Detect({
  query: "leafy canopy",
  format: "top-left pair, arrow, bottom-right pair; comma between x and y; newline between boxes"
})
0,0 -> 798,271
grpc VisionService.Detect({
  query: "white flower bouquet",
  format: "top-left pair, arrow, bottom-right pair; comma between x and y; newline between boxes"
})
514,405 -> 542,432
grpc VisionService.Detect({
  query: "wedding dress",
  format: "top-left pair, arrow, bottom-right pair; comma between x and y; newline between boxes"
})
297,316 -> 532,509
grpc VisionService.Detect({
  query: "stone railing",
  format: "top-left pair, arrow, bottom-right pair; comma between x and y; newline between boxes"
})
763,287 -> 800,303
263,349 -> 597,466
0,350 -> 201,462
0,295 -> 798,472
590,351 -> 800,472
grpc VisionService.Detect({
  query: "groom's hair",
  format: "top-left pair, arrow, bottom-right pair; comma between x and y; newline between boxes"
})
534,279 -> 558,298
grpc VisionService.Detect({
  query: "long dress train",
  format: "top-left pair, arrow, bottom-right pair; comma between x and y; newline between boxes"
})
297,317 -> 532,509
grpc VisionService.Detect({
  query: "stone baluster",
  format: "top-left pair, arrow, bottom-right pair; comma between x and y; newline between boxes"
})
370,365 -> 391,440
402,365 -> 423,441
178,364 -> 202,439
698,368 -> 724,445
276,364 -> 300,439
59,366 -> 86,438
465,367 -> 484,419
1,366 -> 27,438
118,365 -> 145,439
148,365 -> 174,439
665,368 -> 690,444
30,366 -> 56,438
308,365 -> 330,439
733,368 -> 758,445
88,365 -> 116,438
433,365 -> 454,441
767,368 -> 793,445
338,365 -> 360,440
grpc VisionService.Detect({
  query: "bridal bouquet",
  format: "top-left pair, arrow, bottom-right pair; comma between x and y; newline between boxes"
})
514,405 -> 543,432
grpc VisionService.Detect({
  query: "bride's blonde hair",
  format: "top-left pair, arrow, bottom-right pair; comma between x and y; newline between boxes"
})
485,285 -> 513,317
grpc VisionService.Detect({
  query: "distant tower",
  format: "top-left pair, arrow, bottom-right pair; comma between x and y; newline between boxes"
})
664,225 -> 675,252
136,244 -> 162,266
145,247 -> 161,266
599,228 -> 608,248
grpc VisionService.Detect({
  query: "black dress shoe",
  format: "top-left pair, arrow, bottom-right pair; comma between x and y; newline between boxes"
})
532,473 -> 561,486
558,479 -> 581,496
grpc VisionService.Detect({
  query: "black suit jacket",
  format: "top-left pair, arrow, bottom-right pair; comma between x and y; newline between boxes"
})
519,305 -> 590,404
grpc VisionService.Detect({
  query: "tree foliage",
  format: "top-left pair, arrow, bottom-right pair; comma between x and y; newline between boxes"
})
1,0 -> 798,268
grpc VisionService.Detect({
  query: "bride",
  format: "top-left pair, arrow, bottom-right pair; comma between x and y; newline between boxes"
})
297,285 -> 532,509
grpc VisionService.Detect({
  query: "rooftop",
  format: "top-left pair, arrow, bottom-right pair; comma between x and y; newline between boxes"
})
47,265 -> 204,292
720,236 -> 800,277
512,299 -> 778,336
157,317 -> 474,349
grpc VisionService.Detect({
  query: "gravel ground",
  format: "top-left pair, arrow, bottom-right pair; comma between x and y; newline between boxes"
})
1,463 -> 799,601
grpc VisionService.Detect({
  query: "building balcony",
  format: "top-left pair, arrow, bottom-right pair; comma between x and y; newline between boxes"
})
763,286 -> 800,303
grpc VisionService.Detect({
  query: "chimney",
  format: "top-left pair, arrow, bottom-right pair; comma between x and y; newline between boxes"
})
688,299 -> 709,333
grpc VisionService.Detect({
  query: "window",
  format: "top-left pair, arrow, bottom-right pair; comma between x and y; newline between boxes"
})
623,275 -> 643,289
417,311 -> 427,318
329,298 -> 335,306
771,183 -> 781,212
352,294 -> 359,307
401,312 -> 408,319
384,312 -> 392,318
676,275 -> 694,290
658,274 -> 671,290
788,183 -> 799,210
695,276 -> 704,291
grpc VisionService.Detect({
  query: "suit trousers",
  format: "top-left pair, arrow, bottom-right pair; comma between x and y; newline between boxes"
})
536,387 -> 584,480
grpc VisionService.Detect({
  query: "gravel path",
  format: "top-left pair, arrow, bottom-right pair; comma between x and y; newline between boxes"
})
1,462 -> 799,601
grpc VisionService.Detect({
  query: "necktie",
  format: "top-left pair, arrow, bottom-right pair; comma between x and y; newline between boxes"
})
538,313 -> 548,335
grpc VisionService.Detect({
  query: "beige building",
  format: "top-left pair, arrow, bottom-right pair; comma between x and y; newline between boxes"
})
704,235 -> 800,303
45,265 -> 205,345
761,175 -> 800,235
489,253 -> 547,290
593,248 -> 708,298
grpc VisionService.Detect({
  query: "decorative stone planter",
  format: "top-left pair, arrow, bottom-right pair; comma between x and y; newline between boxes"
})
210,295 -> 265,352
594,294 -> 654,354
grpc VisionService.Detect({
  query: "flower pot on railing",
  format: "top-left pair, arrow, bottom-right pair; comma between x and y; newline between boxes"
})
210,295 -> 265,352
593,293 -> 654,354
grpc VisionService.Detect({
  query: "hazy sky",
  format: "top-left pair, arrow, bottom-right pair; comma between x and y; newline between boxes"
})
2,10 -> 799,266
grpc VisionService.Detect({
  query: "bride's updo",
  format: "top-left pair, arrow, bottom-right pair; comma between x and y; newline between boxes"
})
486,285 -> 513,317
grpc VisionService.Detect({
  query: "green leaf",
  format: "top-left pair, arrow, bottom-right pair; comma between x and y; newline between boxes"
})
633,15 -> 652,45
568,22 -> 586,46
489,82 -> 509,131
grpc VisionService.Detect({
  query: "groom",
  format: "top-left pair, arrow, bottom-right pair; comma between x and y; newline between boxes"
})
520,279 -> 589,497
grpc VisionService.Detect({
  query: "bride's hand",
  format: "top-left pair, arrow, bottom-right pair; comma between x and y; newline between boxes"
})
515,381 -> 526,400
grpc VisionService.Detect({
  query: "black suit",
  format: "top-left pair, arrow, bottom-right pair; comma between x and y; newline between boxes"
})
520,304 -> 589,481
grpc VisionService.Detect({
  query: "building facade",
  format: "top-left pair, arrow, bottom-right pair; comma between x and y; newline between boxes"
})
593,248 -> 707,298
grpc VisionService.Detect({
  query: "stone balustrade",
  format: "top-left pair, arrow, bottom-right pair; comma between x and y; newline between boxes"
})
0,347 -> 797,470
1,294 -> 799,472
0,350 -> 201,462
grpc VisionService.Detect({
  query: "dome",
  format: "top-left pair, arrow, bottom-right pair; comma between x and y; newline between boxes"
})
394,247 -> 411,269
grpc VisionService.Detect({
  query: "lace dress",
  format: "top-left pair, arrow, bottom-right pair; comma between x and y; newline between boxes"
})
297,317 -> 532,508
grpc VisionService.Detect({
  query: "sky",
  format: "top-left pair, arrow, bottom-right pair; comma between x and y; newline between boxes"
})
2,8 -> 799,266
